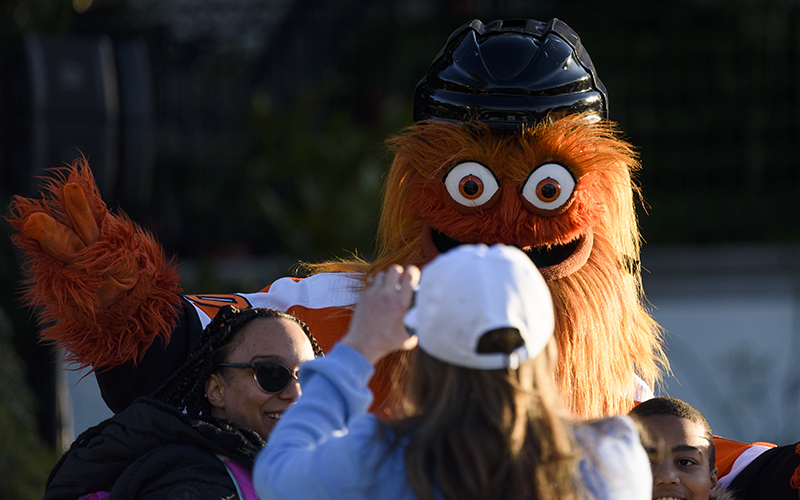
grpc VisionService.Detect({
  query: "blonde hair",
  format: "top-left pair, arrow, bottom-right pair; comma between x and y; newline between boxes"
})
383,338 -> 585,500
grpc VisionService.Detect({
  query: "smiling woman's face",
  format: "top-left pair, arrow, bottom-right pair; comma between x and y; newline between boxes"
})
205,316 -> 316,439
642,415 -> 718,500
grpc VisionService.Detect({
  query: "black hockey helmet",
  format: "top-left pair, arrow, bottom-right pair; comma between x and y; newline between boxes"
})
413,18 -> 608,131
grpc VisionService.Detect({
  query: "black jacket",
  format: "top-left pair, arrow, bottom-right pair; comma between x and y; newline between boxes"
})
44,398 -> 264,500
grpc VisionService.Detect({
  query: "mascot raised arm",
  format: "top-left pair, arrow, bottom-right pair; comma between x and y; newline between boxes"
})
9,18 -> 794,497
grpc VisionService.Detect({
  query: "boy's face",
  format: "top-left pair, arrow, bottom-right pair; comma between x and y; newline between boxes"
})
640,415 -> 718,500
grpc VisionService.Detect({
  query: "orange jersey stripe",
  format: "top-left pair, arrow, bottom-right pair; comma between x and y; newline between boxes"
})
714,436 -> 775,478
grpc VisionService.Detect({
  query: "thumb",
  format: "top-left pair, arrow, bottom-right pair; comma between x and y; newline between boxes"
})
97,272 -> 140,308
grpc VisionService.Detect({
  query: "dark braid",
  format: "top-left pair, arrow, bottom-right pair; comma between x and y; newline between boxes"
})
152,306 -> 323,417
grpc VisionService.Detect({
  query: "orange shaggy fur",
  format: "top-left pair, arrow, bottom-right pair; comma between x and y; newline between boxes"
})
7,159 -> 182,370
314,115 -> 668,418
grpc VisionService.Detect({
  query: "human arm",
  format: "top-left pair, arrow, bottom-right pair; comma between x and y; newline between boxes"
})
96,270 -> 365,412
253,344 -> 385,500
94,298 -> 206,412
719,437 -> 800,500
254,265 -> 420,500
340,264 -> 419,364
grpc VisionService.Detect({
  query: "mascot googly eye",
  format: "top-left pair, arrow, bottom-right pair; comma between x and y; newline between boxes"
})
443,162 -> 500,210
521,163 -> 576,215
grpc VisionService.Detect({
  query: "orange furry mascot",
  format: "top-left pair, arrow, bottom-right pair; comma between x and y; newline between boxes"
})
8,18 -> 663,419
359,117 -> 665,417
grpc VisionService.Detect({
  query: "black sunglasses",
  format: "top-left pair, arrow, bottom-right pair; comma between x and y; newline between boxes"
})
217,361 -> 298,393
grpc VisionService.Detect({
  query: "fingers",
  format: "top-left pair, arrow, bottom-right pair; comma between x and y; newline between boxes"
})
368,264 -> 419,306
19,183 -> 101,264
342,265 -> 420,365
23,212 -> 86,263
402,265 -> 420,292
371,266 -> 402,292
64,183 -> 100,246
97,259 -> 141,308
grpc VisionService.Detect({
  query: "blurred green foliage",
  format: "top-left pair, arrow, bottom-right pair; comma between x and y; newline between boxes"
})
244,83 -> 412,261
0,308 -> 58,499
0,189 -> 59,498
0,0 -> 77,39
4,0 -> 800,260
247,91 -> 392,260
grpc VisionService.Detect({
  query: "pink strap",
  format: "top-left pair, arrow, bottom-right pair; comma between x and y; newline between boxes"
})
223,460 -> 258,500
77,494 -> 110,500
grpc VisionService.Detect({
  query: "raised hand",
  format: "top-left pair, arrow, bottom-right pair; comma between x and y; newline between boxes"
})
342,264 -> 420,365
7,157 -> 181,369
20,180 -> 139,308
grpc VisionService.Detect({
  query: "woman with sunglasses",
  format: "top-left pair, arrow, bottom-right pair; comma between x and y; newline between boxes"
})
43,306 -> 322,500
254,245 -> 651,500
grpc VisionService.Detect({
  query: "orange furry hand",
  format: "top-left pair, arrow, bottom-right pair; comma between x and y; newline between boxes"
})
96,261 -> 140,309
22,211 -> 87,263
22,183 -> 99,261
18,182 -> 138,307
7,158 -> 181,369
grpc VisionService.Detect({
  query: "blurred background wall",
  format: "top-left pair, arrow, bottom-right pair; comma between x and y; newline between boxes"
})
2,0 -> 800,496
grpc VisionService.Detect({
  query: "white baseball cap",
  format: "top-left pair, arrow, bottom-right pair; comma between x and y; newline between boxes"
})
404,244 -> 555,370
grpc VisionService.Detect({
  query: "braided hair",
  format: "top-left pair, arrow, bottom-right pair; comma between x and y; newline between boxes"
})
152,305 -> 323,418
47,307 -> 321,486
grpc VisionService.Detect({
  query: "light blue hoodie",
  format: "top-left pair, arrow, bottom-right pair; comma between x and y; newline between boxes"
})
253,344 -> 650,500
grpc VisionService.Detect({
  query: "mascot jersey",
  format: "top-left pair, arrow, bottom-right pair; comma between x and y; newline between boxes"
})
7,17 -> 798,499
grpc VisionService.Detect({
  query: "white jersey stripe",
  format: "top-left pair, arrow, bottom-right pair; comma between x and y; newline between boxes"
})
188,272 -> 363,328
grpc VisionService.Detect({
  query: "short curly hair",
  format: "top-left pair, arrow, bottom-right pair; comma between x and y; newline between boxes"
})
629,396 -> 715,470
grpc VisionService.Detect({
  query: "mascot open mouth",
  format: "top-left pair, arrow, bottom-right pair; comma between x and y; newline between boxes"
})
423,226 -> 594,281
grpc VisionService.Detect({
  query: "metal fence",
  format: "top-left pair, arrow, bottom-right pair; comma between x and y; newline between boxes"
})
588,3 -> 800,243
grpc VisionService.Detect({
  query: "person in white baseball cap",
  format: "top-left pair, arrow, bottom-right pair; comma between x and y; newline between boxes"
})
404,243 -> 555,371
254,244 -> 651,500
